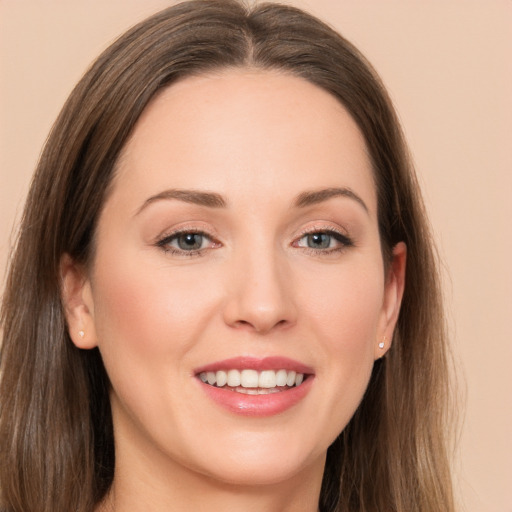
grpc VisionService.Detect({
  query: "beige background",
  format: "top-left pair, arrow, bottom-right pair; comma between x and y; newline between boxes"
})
1,1 -> 511,510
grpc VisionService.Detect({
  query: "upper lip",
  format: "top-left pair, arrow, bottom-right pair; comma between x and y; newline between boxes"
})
194,356 -> 314,375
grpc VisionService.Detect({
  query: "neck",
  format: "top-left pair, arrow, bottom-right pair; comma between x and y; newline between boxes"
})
96,441 -> 324,512
101,474 -> 323,512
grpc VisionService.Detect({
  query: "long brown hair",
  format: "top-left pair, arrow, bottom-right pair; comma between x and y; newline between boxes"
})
0,1 -> 455,511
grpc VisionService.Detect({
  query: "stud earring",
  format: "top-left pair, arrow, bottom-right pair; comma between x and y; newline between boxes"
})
378,337 -> 386,349
78,330 -> 85,338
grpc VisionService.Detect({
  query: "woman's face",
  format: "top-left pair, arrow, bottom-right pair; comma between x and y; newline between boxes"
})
68,70 -> 405,488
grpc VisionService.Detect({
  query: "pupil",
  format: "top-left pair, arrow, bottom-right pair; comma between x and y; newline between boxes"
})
178,233 -> 202,250
308,233 -> 330,249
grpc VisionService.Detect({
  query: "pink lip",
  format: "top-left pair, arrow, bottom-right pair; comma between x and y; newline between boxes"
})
194,356 -> 314,374
194,356 -> 315,417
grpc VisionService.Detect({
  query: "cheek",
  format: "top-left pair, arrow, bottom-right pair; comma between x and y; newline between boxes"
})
303,261 -> 384,349
89,253 -> 227,442
90,252 -> 221,369
301,262 -> 384,415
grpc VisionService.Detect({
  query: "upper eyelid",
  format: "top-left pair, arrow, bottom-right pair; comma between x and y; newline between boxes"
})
156,231 -> 216,250
298,226 -> 343,235
155,225 -> 219,244
293,225 -> 355,248
296,230 -> 352,242
153,222 -> 353,248
294,223 -> 350,238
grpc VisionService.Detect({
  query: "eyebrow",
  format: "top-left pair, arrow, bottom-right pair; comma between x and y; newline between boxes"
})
136,188 -> 227,215
294,187 -> 369,213
136,186 -> 368,215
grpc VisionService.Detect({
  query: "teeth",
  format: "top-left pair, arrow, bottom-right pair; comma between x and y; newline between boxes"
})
258,387 -> 281,394
276,369 -> 288,387
259,370 -> 276,388
227,369 -> 241,387
216,370 -> 227,387
198,369 -> 306,390
241,369 -> 259,387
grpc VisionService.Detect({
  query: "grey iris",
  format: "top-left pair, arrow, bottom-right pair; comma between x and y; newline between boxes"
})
178,233 -> 203,250
308,233 -> 331,249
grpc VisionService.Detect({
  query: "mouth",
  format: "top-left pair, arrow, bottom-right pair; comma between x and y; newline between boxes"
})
194,357 -> 313,416
198,368 -> 306,395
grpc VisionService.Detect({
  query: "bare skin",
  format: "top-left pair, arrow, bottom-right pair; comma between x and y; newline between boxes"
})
62,69 -> 406,512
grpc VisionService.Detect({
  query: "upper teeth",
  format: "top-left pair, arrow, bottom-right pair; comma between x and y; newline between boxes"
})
198,369 -> 304,389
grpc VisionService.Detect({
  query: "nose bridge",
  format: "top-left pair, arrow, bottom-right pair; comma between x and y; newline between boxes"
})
223,235 -> 296,333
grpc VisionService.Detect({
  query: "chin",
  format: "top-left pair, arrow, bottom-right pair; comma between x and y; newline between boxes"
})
181,432 -> 326,488
198,455 -> 321,488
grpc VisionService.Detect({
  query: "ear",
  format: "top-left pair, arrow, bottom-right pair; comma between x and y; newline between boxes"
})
60,254 -> 98,349
375,242 -> 407,359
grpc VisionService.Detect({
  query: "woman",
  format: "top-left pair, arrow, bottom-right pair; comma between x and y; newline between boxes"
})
0,1 -> 455,511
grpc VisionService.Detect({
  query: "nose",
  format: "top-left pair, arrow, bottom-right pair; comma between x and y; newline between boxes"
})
222,246 -> 297,335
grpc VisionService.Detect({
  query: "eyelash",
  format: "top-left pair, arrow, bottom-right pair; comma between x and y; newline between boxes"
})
156,229 -> 218,257
155,227 -> 354,257
293,227 -> 354,256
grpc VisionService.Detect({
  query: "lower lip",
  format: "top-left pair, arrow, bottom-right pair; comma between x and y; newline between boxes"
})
198,377 -> 314,417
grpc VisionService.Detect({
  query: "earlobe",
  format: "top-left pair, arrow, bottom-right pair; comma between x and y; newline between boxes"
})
375,242 -> 407,359
60,254 -> 98,349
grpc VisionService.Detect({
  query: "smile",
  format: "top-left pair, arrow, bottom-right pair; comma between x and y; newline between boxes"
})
195,357 -> 314,416
198,369 -> 305,394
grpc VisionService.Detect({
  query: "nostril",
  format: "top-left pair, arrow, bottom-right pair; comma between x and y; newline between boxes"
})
233,320 -> 251,329
230,317 -> 290,334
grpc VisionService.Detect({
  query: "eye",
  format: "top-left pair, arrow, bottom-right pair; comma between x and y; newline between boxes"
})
156,230 -> 217,255
294,229 -> 353,253
174,232 -> 206,251
303,233 -> 334,249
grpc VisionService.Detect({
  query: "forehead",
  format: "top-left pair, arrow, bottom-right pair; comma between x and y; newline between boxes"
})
113,69 -> 376,213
